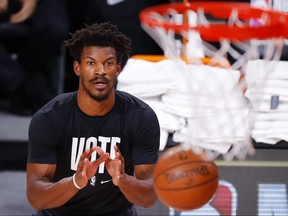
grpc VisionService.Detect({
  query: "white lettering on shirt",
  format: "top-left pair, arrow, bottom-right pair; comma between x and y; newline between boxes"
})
71,136 -> 121,172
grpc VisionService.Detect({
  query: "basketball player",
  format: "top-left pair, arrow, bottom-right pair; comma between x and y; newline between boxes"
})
26,22 -> 160,216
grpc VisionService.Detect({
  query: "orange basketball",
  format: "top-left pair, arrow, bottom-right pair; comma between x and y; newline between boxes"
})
153,145 -> 219,211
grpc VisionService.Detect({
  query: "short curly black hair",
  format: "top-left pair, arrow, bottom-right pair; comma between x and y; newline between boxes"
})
65,22 -> 132,66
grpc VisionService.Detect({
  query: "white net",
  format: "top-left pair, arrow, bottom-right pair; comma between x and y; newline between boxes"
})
117,2 -> 288,160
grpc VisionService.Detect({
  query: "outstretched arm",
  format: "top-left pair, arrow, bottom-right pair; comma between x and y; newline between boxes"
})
26,146 -> 109,210
106,145 -> 157,208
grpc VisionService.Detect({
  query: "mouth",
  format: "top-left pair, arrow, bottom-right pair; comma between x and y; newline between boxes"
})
91,78 -> 108,90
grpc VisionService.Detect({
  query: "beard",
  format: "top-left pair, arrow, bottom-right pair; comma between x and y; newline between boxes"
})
81,78 -> 113,102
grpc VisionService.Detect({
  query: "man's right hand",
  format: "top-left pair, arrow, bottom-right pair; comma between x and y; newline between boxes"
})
74,146 -> 110,189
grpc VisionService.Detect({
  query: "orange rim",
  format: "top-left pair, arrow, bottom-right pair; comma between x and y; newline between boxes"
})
131,55 -> 230,68
139,2 -> 288,41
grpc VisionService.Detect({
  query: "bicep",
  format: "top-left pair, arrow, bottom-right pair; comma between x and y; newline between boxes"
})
26,162 -> 56,184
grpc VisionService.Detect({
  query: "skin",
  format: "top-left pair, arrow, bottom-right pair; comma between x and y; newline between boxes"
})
26,46 -> 158,210
0,0 -> 7,13
0,0 -> 37,23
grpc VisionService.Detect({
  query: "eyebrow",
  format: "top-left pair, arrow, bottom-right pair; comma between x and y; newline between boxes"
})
83,56 -> 94,60
83,56 -> 116,61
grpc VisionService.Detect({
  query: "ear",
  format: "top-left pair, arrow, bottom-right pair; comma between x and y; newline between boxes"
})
116,63 -> 121,76
73,61 -> 80,76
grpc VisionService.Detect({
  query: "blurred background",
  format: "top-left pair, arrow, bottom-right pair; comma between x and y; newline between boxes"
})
0,0 -> 287,215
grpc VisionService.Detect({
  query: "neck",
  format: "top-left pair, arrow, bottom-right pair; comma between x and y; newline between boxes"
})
77,91 -> 115,116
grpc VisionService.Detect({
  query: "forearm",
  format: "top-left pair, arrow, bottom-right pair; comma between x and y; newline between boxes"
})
117,174 -> 157,208
26,147 -> 109,210
27,176 -> 79,210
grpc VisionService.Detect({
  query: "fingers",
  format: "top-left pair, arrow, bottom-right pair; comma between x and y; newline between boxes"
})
94,146 -> 107,156
89,153 -> 109,175
98,152 -> 110,162
114,144 -> 120,153
73,158 -> 89,188
113,145 -> 122,158
76,147 -> 110,185
80,146 -> 109,169
80,146 -> 107,161
89,147 -> 109,173
113,145 -> 124,164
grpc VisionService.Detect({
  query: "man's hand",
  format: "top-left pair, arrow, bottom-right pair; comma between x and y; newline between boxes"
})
74,146 -> 109,189
0,0 -> 8,13
105,145 -> 126,186
9,0 -> 37,24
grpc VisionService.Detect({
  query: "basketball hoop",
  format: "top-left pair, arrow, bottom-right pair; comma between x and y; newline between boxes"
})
133,2 -> 288,160
140,2 -> 288,41
139,2 -> 288,64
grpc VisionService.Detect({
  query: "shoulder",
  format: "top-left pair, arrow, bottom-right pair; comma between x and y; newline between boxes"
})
115,90 -> 149,110
115,90 -> 159,122
37,91 -> 76,114
41,92 -> 77,112
30,92 -> 77,126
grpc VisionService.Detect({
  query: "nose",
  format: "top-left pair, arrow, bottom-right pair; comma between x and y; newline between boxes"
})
95,63 -> 106,75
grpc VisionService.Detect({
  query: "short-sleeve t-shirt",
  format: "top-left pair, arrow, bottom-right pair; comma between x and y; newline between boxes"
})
28,90 -> 160,216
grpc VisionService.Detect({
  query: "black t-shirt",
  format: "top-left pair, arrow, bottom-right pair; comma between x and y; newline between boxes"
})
28,90 -> 160,216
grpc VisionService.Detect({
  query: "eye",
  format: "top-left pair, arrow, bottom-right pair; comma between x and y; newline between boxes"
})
105,61 -> 113,66
87,61 -> 95,66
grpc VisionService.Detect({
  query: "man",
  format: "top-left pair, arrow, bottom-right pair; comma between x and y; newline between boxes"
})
26,22 -> 160,216
64,0 -> 170,93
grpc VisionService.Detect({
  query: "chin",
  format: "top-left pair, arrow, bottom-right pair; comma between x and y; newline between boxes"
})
90,92 -> 110,102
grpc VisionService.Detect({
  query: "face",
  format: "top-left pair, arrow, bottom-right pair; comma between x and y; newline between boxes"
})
74,46 -> 121,102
